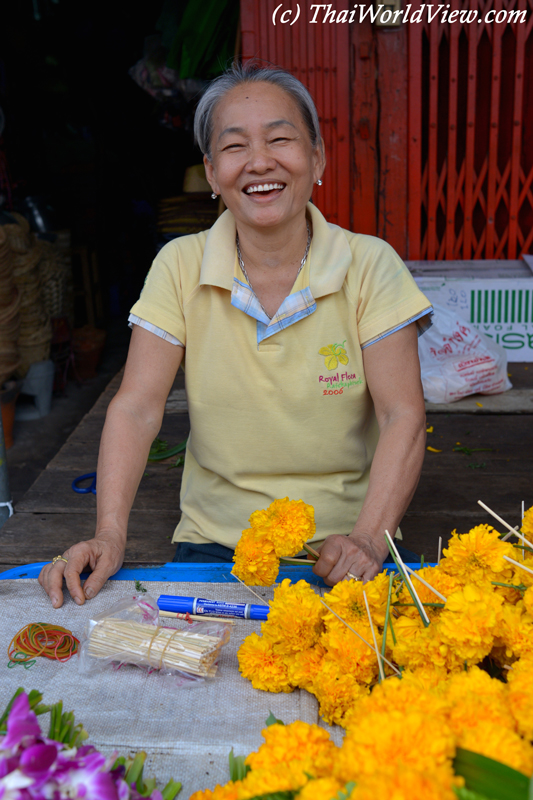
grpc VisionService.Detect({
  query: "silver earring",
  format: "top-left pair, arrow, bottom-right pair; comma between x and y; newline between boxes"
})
211,192 -> 218,199
316,179 -> 323,186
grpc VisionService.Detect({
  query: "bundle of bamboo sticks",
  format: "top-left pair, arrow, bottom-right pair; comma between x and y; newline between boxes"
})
87,619 -> 229,677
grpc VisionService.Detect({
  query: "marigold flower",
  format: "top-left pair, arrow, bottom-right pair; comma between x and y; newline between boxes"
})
296,777 -> 345,799
346,675 -> 448,729
285,644 -> 326,691
236,762 -> 309,798
232,528 -> 279,586
310,659 -> 368,727
507,655 -> 533,739
334,709 -> 456,783
346,763 -> 459,800
443,666 -> 515,734
440,525 -> 514,585
262,580 -> 325,655
324,571 -> 391,627
320,625 -> 380,685
237,632 -> 293,693
249,497 -> 316,557
522,505 -> 533,537
396,565 -> 462,620
458,720 -> 533,776
437,584 -> 503,665
189,784 -> 240,800
245,720 -> 336,777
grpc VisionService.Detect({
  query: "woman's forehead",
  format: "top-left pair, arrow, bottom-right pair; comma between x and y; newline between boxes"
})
213,82 -> 307,131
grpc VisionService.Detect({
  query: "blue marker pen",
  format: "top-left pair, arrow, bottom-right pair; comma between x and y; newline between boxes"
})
157,594 -> 269,621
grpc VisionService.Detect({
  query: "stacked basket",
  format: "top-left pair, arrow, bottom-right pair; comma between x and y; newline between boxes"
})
0,227 -> 20,386
6,215 -> 51,378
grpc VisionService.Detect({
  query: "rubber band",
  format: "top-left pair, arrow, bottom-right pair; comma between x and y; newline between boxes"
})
158,628 -> 182,669
146,626 -> 161,668
8,623 -> 79,665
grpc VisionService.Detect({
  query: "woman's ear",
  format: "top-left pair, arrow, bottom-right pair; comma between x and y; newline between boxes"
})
203,154 -> 220,196
313,139 -> 326,183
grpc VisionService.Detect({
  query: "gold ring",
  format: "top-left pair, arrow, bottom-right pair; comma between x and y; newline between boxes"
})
52,555 -> 68,566
346,572 -> 362,582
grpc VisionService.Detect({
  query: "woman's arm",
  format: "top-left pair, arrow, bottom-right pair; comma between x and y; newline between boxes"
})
39,326 -> 184,607
312,322 -> 426,584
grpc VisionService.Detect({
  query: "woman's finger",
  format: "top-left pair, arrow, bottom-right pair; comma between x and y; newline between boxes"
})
39,558 -> 68,608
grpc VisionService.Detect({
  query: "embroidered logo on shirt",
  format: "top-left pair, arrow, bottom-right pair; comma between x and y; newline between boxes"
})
318,341 -> 349,370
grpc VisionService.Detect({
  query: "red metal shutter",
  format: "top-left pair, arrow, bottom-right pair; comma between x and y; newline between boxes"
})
240,1 -> 351,229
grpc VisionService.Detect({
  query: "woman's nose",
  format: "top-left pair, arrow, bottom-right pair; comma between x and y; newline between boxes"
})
245,143 -> 276,173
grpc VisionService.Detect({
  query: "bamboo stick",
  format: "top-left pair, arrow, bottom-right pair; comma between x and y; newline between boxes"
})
477,500 -> 533,549
503,556 -> 533,577
363,590 -> 385,681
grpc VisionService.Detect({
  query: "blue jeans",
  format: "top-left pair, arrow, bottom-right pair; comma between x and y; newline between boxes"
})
173,541 -> 420,564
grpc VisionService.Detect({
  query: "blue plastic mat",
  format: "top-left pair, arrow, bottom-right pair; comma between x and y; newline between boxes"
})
0,561 -> 429,584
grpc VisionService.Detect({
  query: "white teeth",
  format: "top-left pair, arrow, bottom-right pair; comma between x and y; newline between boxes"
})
246,183 -> 284,194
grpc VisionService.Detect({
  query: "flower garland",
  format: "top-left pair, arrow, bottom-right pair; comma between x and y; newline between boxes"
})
191,505 -> 533,798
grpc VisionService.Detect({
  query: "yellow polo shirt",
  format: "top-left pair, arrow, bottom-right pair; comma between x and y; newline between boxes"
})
130,203 -> 432,548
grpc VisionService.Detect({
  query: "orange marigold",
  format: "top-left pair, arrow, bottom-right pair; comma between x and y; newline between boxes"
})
458,720 -> 533,776
323,571 -> 391,628
440,525 -> 514,585
237,762 -> 309,798
262,579 -> 325,655
249,497 -> 315,557
310,659 -> 368,727
285,644 -> 326,691
296,777 -> 345,799
189,783 -> 240,800
320,624 -> 379,686
245,720 -> 336,777
347,763 -> 460,800
334,709 -> 456,783
232,528 -> 279,586
507,655 -> 533,740
522,505 -> 533,538
443,666 -> 515,734
437,584 -> 503,665
237,632 -> 293,693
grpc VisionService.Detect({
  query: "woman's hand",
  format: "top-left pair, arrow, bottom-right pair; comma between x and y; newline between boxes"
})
38,533 -> 125,608
312,531 -> 389,585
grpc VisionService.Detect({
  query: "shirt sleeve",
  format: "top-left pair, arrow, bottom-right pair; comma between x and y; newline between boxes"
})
129,240 -> 187,345
128,314 -> 185,347
348,236 -> 433,348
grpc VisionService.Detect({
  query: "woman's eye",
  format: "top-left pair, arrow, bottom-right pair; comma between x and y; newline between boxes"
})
224,143 -> 244,150
271,137 -> 289,143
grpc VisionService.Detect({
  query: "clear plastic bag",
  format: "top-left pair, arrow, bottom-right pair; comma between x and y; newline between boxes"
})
418,303 -> 512,403
79,594 -> 231,685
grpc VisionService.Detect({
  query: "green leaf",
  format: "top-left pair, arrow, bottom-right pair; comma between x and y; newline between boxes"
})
335,781 -> 357,799
454,788 -> 492,800
265,711 -> 285,727
453,747 -> 529,800
147,440 -> 187,462
161,779 -> 183,800
229,748 -> 250,781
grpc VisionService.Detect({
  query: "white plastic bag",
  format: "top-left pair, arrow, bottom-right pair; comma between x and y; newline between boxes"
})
418,303 -> 512,403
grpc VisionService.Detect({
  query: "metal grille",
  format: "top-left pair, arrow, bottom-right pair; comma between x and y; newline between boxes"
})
240,0 -> 351,228
408,0 -> 533,259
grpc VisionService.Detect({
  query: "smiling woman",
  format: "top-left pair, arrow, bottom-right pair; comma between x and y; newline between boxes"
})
39,63 -> 434,608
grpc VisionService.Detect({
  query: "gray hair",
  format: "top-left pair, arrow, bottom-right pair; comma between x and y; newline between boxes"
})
194,62 -> 323,161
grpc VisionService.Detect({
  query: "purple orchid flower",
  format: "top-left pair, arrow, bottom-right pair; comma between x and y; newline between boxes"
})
0,696 -> 41,752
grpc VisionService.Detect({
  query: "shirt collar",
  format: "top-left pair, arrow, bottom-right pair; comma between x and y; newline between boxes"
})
199,202 -> 353,297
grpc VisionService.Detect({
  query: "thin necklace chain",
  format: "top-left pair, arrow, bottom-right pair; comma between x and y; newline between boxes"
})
236,220 -> 311,320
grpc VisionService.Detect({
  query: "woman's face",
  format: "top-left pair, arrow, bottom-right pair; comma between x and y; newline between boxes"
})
204,82 -> 325,232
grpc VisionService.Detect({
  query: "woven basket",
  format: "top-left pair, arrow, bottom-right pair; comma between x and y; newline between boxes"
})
17,341 -> 50,378
3,213 -> 31,254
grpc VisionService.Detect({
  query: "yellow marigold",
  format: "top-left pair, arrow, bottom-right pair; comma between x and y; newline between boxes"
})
507,655 -> 533,739
249,497 -> 316,557
296,778 -> 345,799
396,565 -> 462,620
232,528 -> 279,586
334,709 -> 456,783
189,783 -> 240,800
320,624 -> 379,685
262,579 -> 325,655
438,584 -> 503,665
237,762 -> 309,799
347,763 -> 459,800
510,554 -> 533,589
458,720 -> 533,776
285,644 -> 326,691
440,525 -> 514,584
523,585 -> 533,615
443,666 -> 515,734
323,571 -> 391,627
347,675 -> 448,728
245,720 -> 336,777
237,632 -> 293,693
492,602 -> 533,663
310,659 -> 368,727
522,505 -> 533,537
392,616 -> 463,674
400,665 -> 451,693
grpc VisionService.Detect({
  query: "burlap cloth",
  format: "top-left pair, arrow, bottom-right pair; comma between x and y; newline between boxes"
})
0,579 -> 342,797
